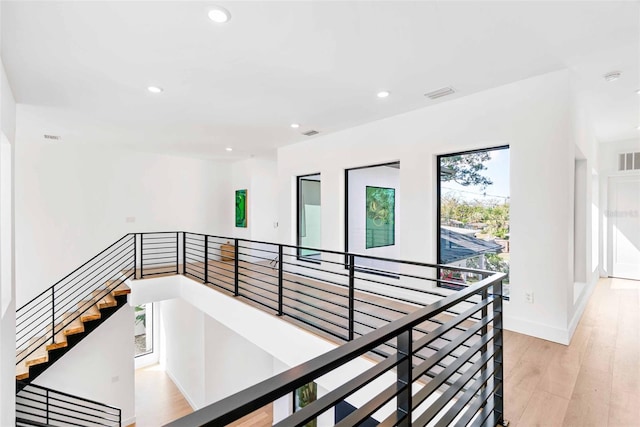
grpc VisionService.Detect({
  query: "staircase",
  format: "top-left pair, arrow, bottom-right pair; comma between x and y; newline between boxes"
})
16,282 -> 131,386
15,234 -> 136,425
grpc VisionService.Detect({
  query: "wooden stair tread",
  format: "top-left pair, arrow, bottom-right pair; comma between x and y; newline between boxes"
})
16,362 -> 29,381
110,283 -> 131,297
92,290 -> 117,309
61,312 -> 85,336
78,301 -> 101,322
24,345 -> 48,368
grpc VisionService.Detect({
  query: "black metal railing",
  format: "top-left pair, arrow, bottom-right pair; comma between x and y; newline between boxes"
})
16,383 -> 121,426
166,269 -> 504,426
16,234 -> 136,368
16,231 -> 504,426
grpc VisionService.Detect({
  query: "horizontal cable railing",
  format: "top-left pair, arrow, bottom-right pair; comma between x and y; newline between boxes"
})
16,383 -> 121,426
16,233 -> 136,368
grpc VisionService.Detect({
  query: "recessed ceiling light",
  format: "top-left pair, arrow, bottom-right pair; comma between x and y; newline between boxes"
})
603,71 -> 622,82
636,89 -> 640,95
225,147 -> 233,152
208,6 -> 231,23
290,123 -> 300,129
637,125 -> 640,130
377,91 -> 390,98
147,86 -> 163,93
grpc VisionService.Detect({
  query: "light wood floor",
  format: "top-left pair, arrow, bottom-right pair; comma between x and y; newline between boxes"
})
130,364 -> 273,427
502,277 -> 640,426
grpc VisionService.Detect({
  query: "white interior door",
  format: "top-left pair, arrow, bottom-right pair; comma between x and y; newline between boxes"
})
609,175 -> 640,280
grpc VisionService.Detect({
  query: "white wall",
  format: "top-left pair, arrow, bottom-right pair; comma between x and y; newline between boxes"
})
347,165 -> 400,264
158,294 -> 277,411
0,17 -> 17,422
14,107 -> 233,306
159,297 -> 205,409
228,156 -> 279,241
203,315 -> 274,404
33,306 -> 136,425
277,70 -> 577,344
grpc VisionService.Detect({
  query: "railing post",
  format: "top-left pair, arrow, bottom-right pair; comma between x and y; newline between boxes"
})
234,239 -> 239,296
278,245 -> 283,316
204,235 -> 209,284
140,233 -> 144,279
182,232 -> 187,275
348,254 -> 355,341
397,328 -> 412,427
46,389 -> 50,424
50,288 -> 55,346
494,279 -> 505,425
175,232 -> 179,274
133,233 -> 138,279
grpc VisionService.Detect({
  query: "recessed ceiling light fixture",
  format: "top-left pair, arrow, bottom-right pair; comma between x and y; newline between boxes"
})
377,91 -> 390,98
290,123 -> 300,129
208,6 -> 231,23
603,71 -> 622,82
225,147 -> 233,152
147,86 -> 163,93
636,89 -> 640,95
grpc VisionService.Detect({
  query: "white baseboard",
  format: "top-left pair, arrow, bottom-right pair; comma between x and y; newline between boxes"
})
567,271 -> 599,339
165,369 -> 199,411
503,314 -> 570,345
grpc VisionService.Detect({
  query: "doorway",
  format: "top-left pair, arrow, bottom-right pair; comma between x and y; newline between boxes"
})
608,175 -> 640,280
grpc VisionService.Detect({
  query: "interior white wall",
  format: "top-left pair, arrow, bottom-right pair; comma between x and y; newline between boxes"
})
277,70 -> 577,344
203,315 -> 275,404
0,30 -> 17,424
159,297 -> 205,409
33,306 -> 136,426
14,108 -> 232,306
347,165 -> 400,263
228,156 -> 278,241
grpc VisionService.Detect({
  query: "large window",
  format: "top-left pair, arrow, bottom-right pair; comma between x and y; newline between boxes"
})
297,174 -> 321,260
437,147 -> 510,297
134,303 -> 153,357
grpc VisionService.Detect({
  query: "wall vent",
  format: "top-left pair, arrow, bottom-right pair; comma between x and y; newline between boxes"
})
424,86 -> 456,100
43,134 -> 61,141
618,152 -> 640,171
302,130 -> 320,137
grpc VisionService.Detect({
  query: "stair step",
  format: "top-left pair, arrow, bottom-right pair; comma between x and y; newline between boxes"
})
24,345 -> 48,368
45,328 -> 68,351
92,290 -> 117,309
78,301 -> 101,322
61,312 -> 85,336
16,363 -> 29,381
106,281 -> 131,297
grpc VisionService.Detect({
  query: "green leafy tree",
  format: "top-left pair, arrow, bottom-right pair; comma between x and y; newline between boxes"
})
440,152 -> 493,189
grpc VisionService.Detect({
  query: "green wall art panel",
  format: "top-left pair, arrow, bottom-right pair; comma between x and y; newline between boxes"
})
365,186 -> 395,249
235,189 -> 247,228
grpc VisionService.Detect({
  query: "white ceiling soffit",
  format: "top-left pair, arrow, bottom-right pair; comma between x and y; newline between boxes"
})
2,1 -> 639,159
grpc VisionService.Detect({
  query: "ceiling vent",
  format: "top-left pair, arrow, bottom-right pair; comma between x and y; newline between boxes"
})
302,130 -> 320,137
43,134 -> 61,141
424,86 -> 456,100
618,152 -> 640,171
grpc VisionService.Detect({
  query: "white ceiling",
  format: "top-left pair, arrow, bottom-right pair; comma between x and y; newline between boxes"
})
2,1 -> 639,160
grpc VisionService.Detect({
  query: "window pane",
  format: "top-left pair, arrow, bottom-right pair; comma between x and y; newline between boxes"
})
135,303 -> 153,357
298,174 -> 321,260
438,147 -> 510,297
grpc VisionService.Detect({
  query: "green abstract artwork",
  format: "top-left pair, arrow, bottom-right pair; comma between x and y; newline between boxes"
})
366,186 -> 395,249
235,189 -> 247,228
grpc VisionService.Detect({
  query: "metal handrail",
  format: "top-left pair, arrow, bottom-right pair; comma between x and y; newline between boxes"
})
16,383 -> 121,426
166,272 -> 504,426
